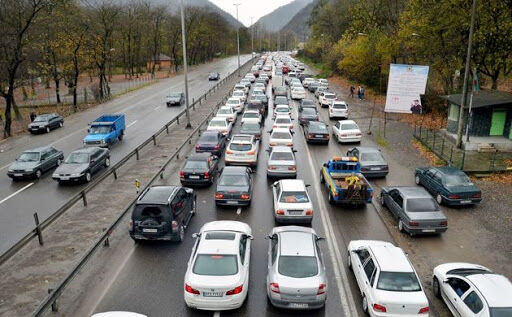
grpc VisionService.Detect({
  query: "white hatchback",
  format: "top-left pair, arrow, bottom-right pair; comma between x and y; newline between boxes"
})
207,117 -> 233,137
225,134 -> 259,167
329,101 -> 349,119
216,106 -> 237,122
184,221 -> 253,311
226,97 -> 243,113
332,120 -> 362,143
272,179 -> 313,224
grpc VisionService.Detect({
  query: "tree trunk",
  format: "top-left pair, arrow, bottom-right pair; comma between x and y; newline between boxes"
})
54,78 -> 61,103
3,88 -> 13,138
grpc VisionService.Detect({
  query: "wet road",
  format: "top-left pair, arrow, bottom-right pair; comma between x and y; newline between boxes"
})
0,55 -> 251,254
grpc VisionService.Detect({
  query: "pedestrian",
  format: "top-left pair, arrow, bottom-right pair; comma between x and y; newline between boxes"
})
360,86 -> 365,100
30,112 -> 37,122
349,85 -> 355,98
357,86 -> 362,99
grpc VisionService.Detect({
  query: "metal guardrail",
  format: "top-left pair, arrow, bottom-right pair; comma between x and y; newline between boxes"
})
0,57 -> 256,266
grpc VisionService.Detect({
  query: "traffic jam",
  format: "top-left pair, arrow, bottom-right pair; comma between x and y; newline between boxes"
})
123,53 -> 511,317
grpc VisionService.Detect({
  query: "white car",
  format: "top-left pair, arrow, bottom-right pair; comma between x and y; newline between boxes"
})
207,117 -> 233,137
332,120 -> 362,143
318,78 -> 329,88
245,73 -> 255,83
269,128 -> 294,148
226,97 -> 243,113
302,77 -> 315,88
432,263 -> 512,317
240,79 -> 251,88
319,92 -> 336,107
347,240 -> 430,316
253,83 -> 266,92
234,83 -> 248,95
273,115 -> 293,130
216,106 -> 237,122
273,105 -> 291,118
232,90 -> 246,103
225,134 -> 259,167
184,221 -> 253,311
266,146 -> 297,178
272,179 -> 313,224
315,87 -> 328,98
329,101 -> 349,119
241,110 -> 262,124
291,87 -> 306,100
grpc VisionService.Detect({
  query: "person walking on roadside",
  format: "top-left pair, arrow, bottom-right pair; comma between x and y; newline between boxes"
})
349,85 -> 355,98
357,86 -> 362,99
360,86 -> 365,100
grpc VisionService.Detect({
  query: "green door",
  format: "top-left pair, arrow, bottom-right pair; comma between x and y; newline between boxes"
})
490,110 -> 506,136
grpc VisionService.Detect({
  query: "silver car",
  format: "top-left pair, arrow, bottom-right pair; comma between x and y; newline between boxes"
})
266,226 -> 327,310
266,146 -> 297,178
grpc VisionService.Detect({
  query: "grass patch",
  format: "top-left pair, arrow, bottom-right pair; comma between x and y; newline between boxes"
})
412,139 -> 446,166
376,136 -> 389,148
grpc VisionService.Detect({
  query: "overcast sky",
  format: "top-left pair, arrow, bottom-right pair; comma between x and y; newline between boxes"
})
210,0 -> 294,26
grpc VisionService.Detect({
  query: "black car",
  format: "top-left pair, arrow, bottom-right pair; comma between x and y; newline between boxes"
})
273,86 -> 288,98
240,122 -> 262,139
179,153 -> 219,186
28,113 -> 64,134
195,131 -> 226,156
7,146 -> 64,180
208,72 -> 220,80
129,185 -> 195,242
52,147 -> 110,184
215,166 -> 253,207
303,121 -> 329,144
166,92 -> 184,107
299,99 -> 316,112
298,107 -> 319,125
347,147 -> 389,178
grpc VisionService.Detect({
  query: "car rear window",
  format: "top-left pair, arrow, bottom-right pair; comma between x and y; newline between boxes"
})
490,307 -> 512,317
209,120 -> 226,127
184,160 -> 208,169
445,174 -> 472,186
199,134 -> 217,142
133,205 -> 169,220
272,132 -> 291,140
244,112 -> 259,118
406,198 -> 440,212
218,175 -> 249,186
229,143 -> 252,151
278,256 -> 318,278
205,232 -> 236,240
360,152 -> 384,162
377,272 -> 421,292
341,123 -> 359,130
333,104 -> 347,109
302,108 -> 317,115
325,94 -> 336,99
280,191 -> 309,203
227,99 -> 239,104
193,254 -> 238,276
302,99 -> 314,106
309,124 -> 328,133
241,123 -> 260,131
270,152 -> 294,161
218,108 -> 232,114
275,107 -> 289,112
276,118 -> 291,124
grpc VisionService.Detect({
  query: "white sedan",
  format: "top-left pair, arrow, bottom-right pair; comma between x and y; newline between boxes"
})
207,117 -> 233,137
216,106 -> 237,122
329,101 -> 349,119
225,134 -> 259,167
269,128 -> 294,148
184,221 -> 253,311
232,90 -> 246,103
226,97 -> 243,113
318,92 -> 336,107
291,87 -> 306,100
272,179 -> 313,224
241,110 -> 262,124
273,114 -> 293,130
273,104 -> 291,118
332,120 -> 362,143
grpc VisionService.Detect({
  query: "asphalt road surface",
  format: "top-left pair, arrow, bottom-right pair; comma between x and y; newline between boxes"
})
0,55 -> 251,255
74,72 -> 396,317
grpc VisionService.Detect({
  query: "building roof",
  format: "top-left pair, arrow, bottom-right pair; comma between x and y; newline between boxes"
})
440,89 -> 512,109
150,54 -> 172,61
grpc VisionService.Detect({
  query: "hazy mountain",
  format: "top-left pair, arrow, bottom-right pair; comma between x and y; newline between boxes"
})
254,0 -> 314,32
281,0 -> 316,39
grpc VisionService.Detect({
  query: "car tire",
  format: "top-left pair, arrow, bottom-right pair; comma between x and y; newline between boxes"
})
59,122 -> 63,128
362,295 -> 369,314
415,174 -> 420,185
320,172 -> 325,184
177,224 -> 185,243
104,157 -> 110,167
433,277 -> 441,298
398,220 -> 405,233
347,251 -> 352,270
35,169 -> 42,179
85,171 -> 91,183
436,193 -> 443,205
118,133 -> 123,141
328,192 -> 335,205
46,127 -> 50,133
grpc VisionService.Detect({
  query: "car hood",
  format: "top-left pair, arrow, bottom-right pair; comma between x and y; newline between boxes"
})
84,134 -> 107,141
407,211 -> 446,221
9,161 -> 39,170
216,185 -> 250,193
55,163 -> 89,174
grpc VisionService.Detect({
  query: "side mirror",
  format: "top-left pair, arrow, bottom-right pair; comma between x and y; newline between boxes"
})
87,128 -> 91,133
264,235 -> 272,240
192,233 -> 200,239
247,234 -> 254,240
443,279 -> 449,284
316,236 -> 325,241
90,160 -> 95,164
292,150 -> 297,153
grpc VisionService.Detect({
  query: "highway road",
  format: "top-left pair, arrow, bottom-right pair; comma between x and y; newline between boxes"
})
65,71 -> 397,317
0,55 -> 251,255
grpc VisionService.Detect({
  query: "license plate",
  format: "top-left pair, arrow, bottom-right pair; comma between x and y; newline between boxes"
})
143,228 -> 158,233
226,201 -> 238,204
32,128 -> 39,130
315,135 -> 324,138
203,291 -> 223,297
235,153 -> 245,156
288,211 -> 303,215
60,176 -> 70,180
288,303 -> 308,309
14,173 -> 23,177
189,175 -> 200,179
422,229 -> 435,233
370,167 -> 381,171
460,200 -> 471,204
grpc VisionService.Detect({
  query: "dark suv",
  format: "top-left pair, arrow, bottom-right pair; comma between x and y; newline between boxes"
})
129,186 -> 196,242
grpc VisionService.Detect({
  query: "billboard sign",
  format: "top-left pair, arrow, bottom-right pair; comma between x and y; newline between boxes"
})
385,64 -> 429,114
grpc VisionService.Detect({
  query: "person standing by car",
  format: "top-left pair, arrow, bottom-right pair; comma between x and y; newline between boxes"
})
360,86 -> 365,100
349,85 -> 355,98
357,86 -> 362,99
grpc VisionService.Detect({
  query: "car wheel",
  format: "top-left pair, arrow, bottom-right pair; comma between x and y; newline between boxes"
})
379,195 -> 386,206
433,277 -> 441,298
59,122 -> 63,128
104,157 -> 110,167
398,220 -> 405,233
415,174 -> 420,185
362,295 -> 369,314
118,133 -> 123,141
85,171 -> 91,182
436,194 -> 443,205
347,251 -> 352,270
177,224 -> 185,242
328,192 -> 335,205
35,169 -> 42,179
320,172 -> 325,184
46,127 -> 50,133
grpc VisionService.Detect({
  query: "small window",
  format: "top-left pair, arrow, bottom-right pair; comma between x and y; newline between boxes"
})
364,259 -> 376,281
463,291 -> 484,314
271,234 -> 278,264
448,104 -> 459,121
239,235 -> 247,264
448,278 -> 471,297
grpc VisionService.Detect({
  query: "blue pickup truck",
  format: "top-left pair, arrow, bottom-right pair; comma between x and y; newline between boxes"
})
320,156 -> 373,205
84,114 -> 125,148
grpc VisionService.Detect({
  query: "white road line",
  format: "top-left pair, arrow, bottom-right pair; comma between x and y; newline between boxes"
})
154,106 -> 161,111
303,142 -> 358,316
213,312 -> 220,317
0,163 -> 11,171
0,182 -> 35,205
236,207 -> 242,215
126,120 -> 137,128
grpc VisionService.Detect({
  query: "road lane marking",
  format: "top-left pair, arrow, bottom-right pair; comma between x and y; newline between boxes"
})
303,141 -> 358,316
0,163 -> 11,171
126,120 -> 137,128
236,207 -> 242,215
0,182 -> 35,205
154,106 -> 161,111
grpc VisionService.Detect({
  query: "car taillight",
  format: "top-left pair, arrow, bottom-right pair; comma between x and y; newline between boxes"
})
226,150 -> 233,154
308,134 -> 313,138
439,220 -> 448,226
373,304 -> 387,313
288,166 -> 296,171
204,172 -> 210,179
226,285 -> 243,296
408,221 -> 419,226
276,209 -> 285,215
215,193 -> 224,199
269,142 -> 277,146
179,171 -> 185,178
241,194 -> 250,200
195,145 -> 200,150
448,194 -> 460,199
185,284 -> 200,295
355,133 -> 362,136
171,221 -> 179,231
247,150 -> 255,155
317,283 -> 326,295
471,192 -> 481,198
129,219 -> 133,231
419,307 -> 430,314
213,144 -> 220,150
286,143 -> 293,147
270,283 -> 280,293
221,130 -> 228,135
268,165 -> 276,170
305,210 -> 313,215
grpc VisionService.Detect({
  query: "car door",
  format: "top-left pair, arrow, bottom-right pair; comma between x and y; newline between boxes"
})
89,151 -> 100,173
333,122 -> 340,138
423,169 -> 437,193
171,189 -> 187,225
39,150 -> 51,172
239,234 -> 250,291
267,233 -> 279,287
442,277 -> 472,317
386,190 -> 402,218
362,258 -> 378,309
45,148 -> 58,169
352,248 -> 371,292
272,182 -> 281,212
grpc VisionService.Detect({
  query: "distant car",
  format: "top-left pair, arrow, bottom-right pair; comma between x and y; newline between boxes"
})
246,99 -> 266,117
129,185 -> 195,242
269,128 -> 294,148
272,179 -> 313,224
303,121 -> 329,144
308,81 -> 320,92
166,92 -> 184,107
207,117 -> 233,137
273,105 -> 291,118
415,167 -> 482,206
267,146 -> 297,178
28,113 -> 64,134
275,69 -> 283,76
253,82 -> 266,91
315,87 -> 328,98
298,99 -> 316,112
208,72 -> 220,80
380,186 -> 448,235
266,226 -> 327,310
432,262 -> 512,317
195,130 -> 226,156
319,92 -> 336,108
52,147 -> 110,184
302,77 -> 315,88
291,87 -> 306,100
273,86 -> 288,98
216,106 -> 237,123
347,147 -> 388,178
7,146 -> 64,180
259,73 -> 270,83
250,94 -> 268,106
225,134 -> 259,167
184,221 -> 252,310
332,120 -> 362,143
329,101 -> 348,119
255,78 -> 267,86
225,97 -> 243,113
240,122 -> 262,140
215,166 -> 253,207
233,84 -> 248,95
240,79 -> 251,88
232,90 -> 246,103
274,96 -> 289,107
241,110 -> 262,125
273,115 -> 294,130
179,153 -> 219,186
298,107 -> 319,125
318,79 -> 328,88
245,73 -> 255,83
347,240 -> 430,316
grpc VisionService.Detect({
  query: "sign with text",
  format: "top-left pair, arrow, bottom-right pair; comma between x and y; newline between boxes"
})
385,64 -> 429,114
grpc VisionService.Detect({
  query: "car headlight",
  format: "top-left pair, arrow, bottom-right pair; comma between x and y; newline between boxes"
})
8,169 -> 14,173
71,173 -> 82,177
25,169 -> 33,172
52,173 -> 59,178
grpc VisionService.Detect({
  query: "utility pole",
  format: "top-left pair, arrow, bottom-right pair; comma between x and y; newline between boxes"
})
234,3 -> 241,77
250,16 -> 254,54
180,0 -> 192,128
456,0 -> 477,148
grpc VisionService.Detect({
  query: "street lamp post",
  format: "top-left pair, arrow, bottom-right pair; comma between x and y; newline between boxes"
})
180,0 -> 192,128
250,16 -> 254,55
234,3 -> 241,77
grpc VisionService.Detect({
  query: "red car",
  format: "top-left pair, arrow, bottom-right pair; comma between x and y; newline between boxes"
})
282,66 -> 290,74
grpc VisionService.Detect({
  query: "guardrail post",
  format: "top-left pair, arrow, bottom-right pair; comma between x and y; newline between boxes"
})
192,98 -> 195,110
81,191 -> 88,206
48,289 -> 58,312
176,116 -> 180,125
113,167 -> 117,180
160,171 -> 164,179
152,135 -> 156,145
34,212 -> 44,246
103,228 -> 110,247
165,124 -> 169,134
176,152 -> 180,160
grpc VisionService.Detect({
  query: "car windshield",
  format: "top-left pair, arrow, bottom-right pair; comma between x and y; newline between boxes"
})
89,126 -> 112,134
193,254 -> 238,276
407,198 -> 440,212
199,134 -> 218,142
209,120 -> 226,127
275,97 -> 288,104
445,174 -> 472,186
278,256 -> 318,278
341,123 -> 359,130
184,160 -> 208,169
227,99 -> 239,104
333,103 -> 347,109
233,92 -> 244,96
360,152 -> 384,162
229,143 -> 252,151
168,93 -> 181,98
270,152 -> 293,161
490,307 -> 512,317
280,191 -> 309,203
219,174 -> 249,186
241,124 -> 259,132
243,113 -> 259,118
276,118 -> 291,124
65,152 -> 89,164
252,91 -> 264,96
309,123 -> 328,133
17,152 -> 40,162
272,132 -> 291,140
218,108 -> 232,114
276,107 -> 289,113
325,94 -> 336,99
377,272 -> 422,292
302,108 -> 317,115
33,115 -> 51,122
